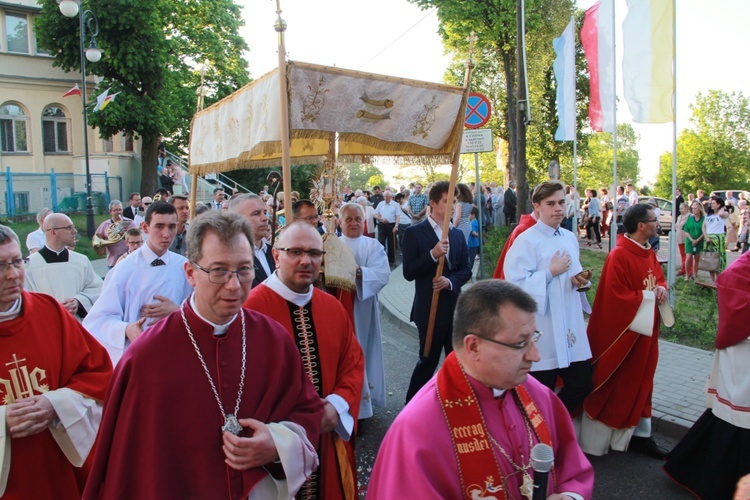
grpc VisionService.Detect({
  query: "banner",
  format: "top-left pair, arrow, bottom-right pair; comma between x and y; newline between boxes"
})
553,18 -> 576,141
623,0 -> 674,123
581,0 -> 615,133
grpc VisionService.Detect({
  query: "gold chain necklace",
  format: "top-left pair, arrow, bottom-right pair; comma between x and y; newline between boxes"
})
486,399 -> 535,500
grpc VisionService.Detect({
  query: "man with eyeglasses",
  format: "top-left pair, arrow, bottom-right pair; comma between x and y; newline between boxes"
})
167,194 -> 190,257
229,193 -> 275,288
504,180 -> 592,415
84,202 -> 192,366
293,199 -> 324,234
368,280 -> 594,499
579,202 -> 670,459
245,222 -> 364,500
0,224 -> 112,498
85,211 -> 322,499
24,213 -> 103,321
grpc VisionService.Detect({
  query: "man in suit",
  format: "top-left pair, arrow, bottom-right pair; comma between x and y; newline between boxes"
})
504,180 -> 517,226
402,181 -> 472,403
211,187 -> 226,209
122,192 -> 141,221
229,193 -> 275,287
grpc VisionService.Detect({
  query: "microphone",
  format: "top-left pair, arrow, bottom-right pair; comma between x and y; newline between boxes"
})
530,443 -> 554,500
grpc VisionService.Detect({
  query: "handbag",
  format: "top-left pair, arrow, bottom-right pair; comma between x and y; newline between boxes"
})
699,241 -> 720,272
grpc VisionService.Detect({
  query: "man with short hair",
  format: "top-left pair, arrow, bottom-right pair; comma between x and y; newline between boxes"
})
374,189 -> 398,265
122,192 -> 141,220
369,185 -> 384,209
339,203 -> 390,420
579,203 -> 670,458
504,180 -> 518,226
726,190 -> 738,206
402,181 -> 472,402
626,183 -> 639,207
84,211 -> 322,498
94,200 -> 134,268
504,180 -> 592,413
24,213 -> 103,321
26,207 -> 52,254
293,199 -> 323,234
212,187 -> 226,209
245,222 -> 364,500
168,194 -> 190,256
229,193 -> 275,288
674,188 -> 684,218
367,280 -> 594,499
0,225 -> 112,498
408,183 -> 428,224
84,202 -> 192,365
133,196 -> 151,230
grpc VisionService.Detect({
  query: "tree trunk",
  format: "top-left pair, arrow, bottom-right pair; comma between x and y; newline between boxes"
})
140,138 -> 159,196
501,47 -> 517,188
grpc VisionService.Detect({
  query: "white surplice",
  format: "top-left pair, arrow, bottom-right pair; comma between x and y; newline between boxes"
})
24,249 -> 103,320
340,235 -> 390,418
82,245 -> 192,365
504,221 -> 591,371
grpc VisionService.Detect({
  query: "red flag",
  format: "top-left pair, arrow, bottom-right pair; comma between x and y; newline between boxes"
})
62,84 -> 81,98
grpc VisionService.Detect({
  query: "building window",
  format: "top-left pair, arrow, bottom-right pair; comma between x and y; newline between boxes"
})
0,103 -> 29,152
5,12 -> 30,54
104,136 -> 114,152
124,134 -> 134,152
42,106 -> 70,153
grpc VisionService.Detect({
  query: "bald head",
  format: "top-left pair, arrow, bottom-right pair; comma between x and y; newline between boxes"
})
273,222 -> 325,293
275,221 -> 322,249
43,213 -> 77,251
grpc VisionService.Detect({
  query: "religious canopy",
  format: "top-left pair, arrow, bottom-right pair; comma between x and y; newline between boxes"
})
188,61 -> 466,174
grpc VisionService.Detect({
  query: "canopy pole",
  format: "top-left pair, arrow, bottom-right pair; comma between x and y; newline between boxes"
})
423,32 -> 476,357
275,1 -> 293,222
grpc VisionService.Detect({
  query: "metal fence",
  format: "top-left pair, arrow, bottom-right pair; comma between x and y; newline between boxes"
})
1,167 -> 123,218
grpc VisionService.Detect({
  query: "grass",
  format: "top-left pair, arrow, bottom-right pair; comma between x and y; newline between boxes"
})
480,226 -> 718,351
0,213 -> 105,261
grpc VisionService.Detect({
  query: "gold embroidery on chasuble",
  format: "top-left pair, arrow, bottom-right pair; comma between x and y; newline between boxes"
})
643,268 -> 657,291
1,353 -> 49,404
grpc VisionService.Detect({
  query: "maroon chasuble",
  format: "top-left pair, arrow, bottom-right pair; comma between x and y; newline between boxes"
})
245,285 -> 364,500
83,302 -> 322,499
1,292 -> 112,500
583,236 -> 665,429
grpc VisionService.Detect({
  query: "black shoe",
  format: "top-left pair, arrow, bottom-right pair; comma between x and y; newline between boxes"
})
628,436 -> 669,459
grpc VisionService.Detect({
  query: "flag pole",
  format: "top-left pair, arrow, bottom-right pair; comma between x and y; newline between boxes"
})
610,0 -> 618,251
668,0 -> 677,305
275,0 -> 293,222
423,32 -> 476,358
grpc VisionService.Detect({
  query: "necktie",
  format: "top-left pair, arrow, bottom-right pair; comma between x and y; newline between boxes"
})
151,258 -> 166,267
554,228 -> 561,236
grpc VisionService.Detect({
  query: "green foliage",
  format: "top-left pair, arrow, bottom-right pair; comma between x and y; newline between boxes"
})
35,0 -> 250,195
367,174 -> 387,189
654,90 -> 750,197
230,165 -> 318,200
661,280 -> 718,350
572,123 -> 640,191
344,164 -> 384,191
479,225 -> 511,277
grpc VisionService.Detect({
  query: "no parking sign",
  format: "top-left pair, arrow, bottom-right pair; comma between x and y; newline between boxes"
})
464,92 -> 491,129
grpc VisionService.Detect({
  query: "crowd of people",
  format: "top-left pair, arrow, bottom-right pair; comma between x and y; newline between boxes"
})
2,175 -> 749,499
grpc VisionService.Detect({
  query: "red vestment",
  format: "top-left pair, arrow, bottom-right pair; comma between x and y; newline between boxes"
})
583,236 -> 666,429
492,214 -> 536,279
83,302 -> 323,499
1,291 -> 112,499
716,252 -> 750,349
245,285 -> 364,500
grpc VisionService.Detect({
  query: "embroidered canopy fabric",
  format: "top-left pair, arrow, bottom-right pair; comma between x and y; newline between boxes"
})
189,61 -> 465,174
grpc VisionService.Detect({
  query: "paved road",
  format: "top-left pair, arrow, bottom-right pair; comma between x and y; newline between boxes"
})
356,314 -> 694,499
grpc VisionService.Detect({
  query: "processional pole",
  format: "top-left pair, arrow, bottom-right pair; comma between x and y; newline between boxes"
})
423,32 -> 476,357
275,0 -> 293,223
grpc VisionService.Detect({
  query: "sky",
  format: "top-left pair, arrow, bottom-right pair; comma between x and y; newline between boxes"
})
236,0 -> 750,186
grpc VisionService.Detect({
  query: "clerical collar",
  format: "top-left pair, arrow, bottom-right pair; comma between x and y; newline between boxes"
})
0,297 -> 22,323
189,294 -> 238,336
624,233 -> 651,249
141,242 -> 171,263
492,388 -> 507,398
535,219 -> 562,237
40,245 -> 69,263
264,272 -> 312,307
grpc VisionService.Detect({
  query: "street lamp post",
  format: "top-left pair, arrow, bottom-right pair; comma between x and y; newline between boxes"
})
58,0 -> 103,238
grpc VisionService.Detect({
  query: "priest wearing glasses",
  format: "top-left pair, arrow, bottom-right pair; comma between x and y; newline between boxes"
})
84,211 -> 322,499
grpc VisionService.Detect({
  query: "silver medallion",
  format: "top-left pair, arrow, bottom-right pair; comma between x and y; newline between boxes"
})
223,414 -> 242,435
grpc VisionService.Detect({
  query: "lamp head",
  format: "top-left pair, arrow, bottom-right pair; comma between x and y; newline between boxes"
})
85,40 -> 103,63
58,0 -> 80,18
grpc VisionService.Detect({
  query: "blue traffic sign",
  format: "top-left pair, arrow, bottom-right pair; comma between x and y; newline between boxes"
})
465,93 -> 492,129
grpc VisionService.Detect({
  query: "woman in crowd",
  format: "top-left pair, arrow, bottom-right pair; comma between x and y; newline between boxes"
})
682,201 -> 706,281
726,204 -> 740,251
705,195 -> 729,282
599,187 -> 611,238
584,189 -> 602,248
674,203 -> 689,276
454,183 -> 473,244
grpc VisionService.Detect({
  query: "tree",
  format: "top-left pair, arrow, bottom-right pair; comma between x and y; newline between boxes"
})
575,123 -> 640,191
35,0 -> 250,195
654,90 -> 750,197
231,165 -> 318,201
344,163 -> 385,191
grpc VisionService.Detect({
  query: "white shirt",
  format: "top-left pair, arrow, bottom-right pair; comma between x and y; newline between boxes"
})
374,200 -> 398,223
254,238 -> 272,277
25,228 -> 45,253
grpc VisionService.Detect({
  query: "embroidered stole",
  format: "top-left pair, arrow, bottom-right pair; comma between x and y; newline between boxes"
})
437,352 -> 554,500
